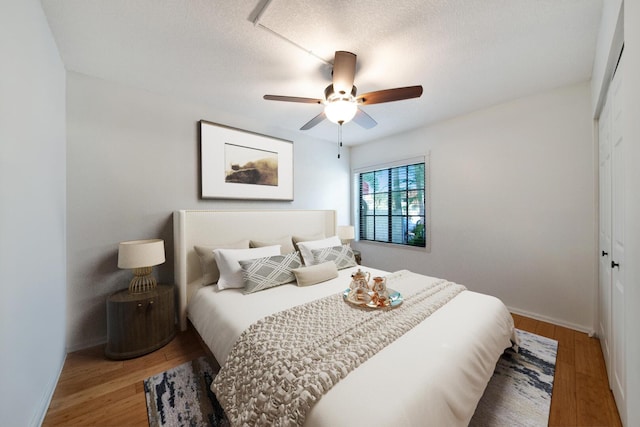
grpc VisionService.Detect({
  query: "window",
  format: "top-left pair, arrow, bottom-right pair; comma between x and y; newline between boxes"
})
357,158 -> 428,248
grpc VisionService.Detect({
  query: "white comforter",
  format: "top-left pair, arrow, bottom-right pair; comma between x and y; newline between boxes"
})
188,266 -> 515,426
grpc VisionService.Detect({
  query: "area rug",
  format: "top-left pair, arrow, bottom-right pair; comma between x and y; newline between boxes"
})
469,329 -> 558,426
144,357 -> 228,427
144,329 -> 557,427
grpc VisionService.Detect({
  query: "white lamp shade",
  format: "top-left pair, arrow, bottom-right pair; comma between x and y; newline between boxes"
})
118,239 -> 165,269
337,225 -> 355,240
324,99 -> 358,124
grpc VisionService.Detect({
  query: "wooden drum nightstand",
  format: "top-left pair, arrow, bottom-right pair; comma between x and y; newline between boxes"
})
105,284 -> 176,360
353,249 -> 362,265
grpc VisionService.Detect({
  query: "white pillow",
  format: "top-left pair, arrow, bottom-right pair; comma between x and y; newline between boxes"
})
214,245 -> 281,290
296,236 -> 341,266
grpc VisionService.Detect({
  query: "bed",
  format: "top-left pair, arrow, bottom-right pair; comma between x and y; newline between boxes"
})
173,209 -> 516,426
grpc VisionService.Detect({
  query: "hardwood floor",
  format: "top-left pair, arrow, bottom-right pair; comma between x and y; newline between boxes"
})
43,330 -> 207,426
511,314 -> 622,427
44,316 -> 622,426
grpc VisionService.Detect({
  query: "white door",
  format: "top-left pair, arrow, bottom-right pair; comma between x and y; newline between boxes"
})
598,55 -> 626,424
609,62 -> 626,419
598,96 -> 612,372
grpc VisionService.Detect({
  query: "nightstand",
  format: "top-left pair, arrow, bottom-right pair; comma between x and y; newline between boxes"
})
353,249 -> 362,265
105,284 -> 176,360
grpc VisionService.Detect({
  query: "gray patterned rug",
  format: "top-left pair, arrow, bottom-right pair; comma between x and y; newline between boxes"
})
144,329 -> 557,427
470,329 -> 558,426
144,357 -> 228,427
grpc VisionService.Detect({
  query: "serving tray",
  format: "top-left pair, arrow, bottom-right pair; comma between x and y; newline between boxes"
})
342,288 -> 403,309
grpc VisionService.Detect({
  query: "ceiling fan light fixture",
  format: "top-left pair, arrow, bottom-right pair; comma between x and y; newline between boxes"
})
263,51 -> 422,132
324,98 -> 357,124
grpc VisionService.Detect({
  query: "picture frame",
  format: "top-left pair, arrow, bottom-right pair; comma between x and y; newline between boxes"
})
199,120 -> 294,200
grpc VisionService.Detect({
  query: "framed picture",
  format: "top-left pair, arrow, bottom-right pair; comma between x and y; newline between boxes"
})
200,120 -> 294,200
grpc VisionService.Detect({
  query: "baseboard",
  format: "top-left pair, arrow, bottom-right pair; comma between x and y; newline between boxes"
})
31,349 -> 66,427
66,336 -> 107,353
508,306 -> 595,336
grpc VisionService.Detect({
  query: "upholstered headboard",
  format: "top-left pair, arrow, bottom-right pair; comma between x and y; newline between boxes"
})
173,209 -> 337,330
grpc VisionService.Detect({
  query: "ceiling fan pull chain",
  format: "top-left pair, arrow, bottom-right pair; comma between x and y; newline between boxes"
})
337,122 -> 343,159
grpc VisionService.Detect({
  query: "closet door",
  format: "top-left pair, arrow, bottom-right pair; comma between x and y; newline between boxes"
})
599,55 -> 625,422
609,63 -> 625,414
598,96 -> 612,372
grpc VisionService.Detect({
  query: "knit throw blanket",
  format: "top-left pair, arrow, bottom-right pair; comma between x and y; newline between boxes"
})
212,270 -> 466,427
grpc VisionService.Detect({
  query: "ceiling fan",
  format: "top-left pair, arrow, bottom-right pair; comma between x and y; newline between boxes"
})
263,51 -> 423,131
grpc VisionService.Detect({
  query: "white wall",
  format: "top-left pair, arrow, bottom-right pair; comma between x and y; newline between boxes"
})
66,72 -> 351,350
351,83 -> 595,331
0,1 -> 67,425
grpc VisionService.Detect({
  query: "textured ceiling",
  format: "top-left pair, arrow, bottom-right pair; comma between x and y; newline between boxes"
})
41,0 -> 603,145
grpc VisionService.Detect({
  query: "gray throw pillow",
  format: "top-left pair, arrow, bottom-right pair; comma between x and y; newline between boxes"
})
311,245 -> 357,270
194,239 -> 250,286
250,236 -> 296,254
240,252 -> 302,294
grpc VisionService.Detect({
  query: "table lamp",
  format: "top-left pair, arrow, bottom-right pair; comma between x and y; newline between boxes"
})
337,225 -> 355,245
117,239 -> 165,293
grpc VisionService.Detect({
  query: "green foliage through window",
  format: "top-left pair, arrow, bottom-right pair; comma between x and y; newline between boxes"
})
359,162 -> 426,247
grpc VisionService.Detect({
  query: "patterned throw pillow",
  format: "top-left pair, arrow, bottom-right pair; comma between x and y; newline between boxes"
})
239,252 -> 302,294
214,245 -> 281,290
297,235 -> 342,266
311,245 -> 357,270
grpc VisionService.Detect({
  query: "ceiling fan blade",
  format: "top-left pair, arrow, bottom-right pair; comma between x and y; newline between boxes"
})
353,108 -> 377,129
357,85 -> 423,105
264,95 -> 322,104
300,111 -> 326,130
332,51 -> 357,95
